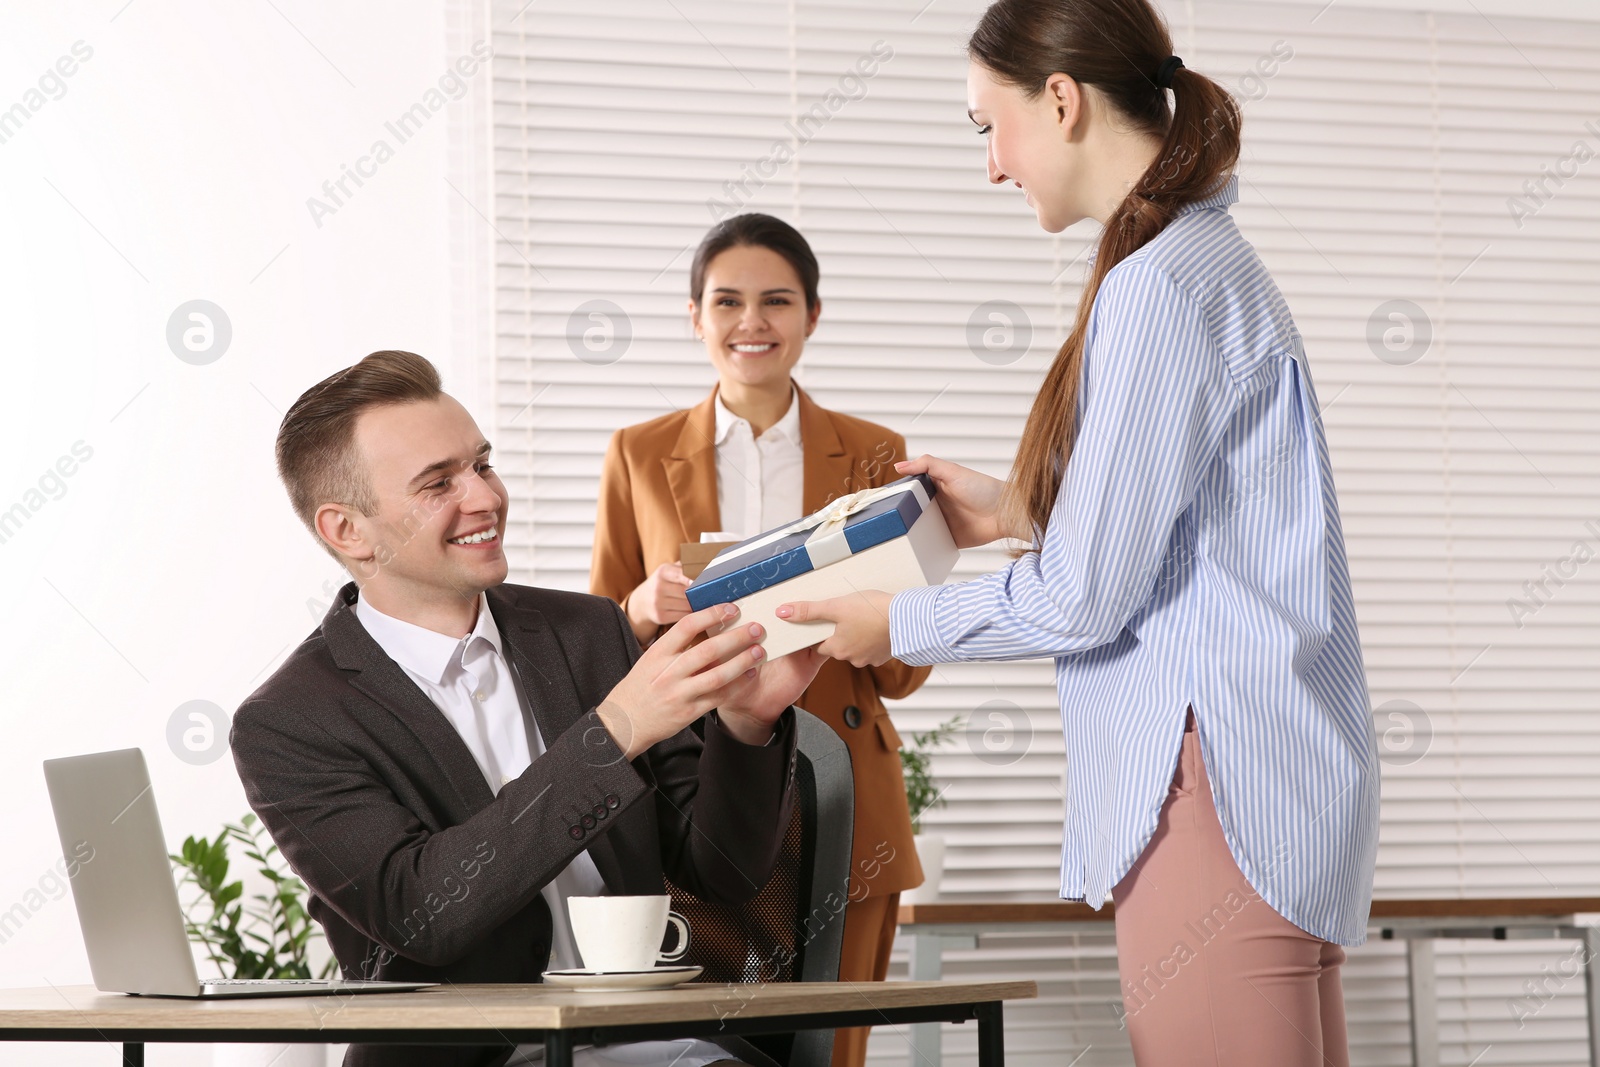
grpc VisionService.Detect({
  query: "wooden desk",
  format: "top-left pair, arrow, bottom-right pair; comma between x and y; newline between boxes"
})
0,979 -> 1037,1067
898,898 -> 1600,1067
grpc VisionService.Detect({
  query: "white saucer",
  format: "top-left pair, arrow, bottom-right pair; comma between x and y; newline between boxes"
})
541,965 -> 703,992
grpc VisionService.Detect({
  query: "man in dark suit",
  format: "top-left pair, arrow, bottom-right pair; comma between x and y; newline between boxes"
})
231,351 -> 824,1067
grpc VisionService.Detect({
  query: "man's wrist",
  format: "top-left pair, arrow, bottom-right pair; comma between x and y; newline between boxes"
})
713,707 -> 780,747
596,700 -> 648,761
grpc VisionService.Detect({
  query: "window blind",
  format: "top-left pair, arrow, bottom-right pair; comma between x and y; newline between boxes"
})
482,0 -> 1600,1062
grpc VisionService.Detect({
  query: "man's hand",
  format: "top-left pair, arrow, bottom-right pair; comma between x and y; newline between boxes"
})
716,645 -> 827,745
599,603 -> 766,760
775,590 -> 894,668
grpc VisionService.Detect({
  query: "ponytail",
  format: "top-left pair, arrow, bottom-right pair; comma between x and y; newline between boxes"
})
968,0 -> 1241,549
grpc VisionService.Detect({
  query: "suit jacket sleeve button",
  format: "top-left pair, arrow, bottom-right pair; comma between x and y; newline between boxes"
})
581,813 -> 597,829
605,793 -> 621,809
592,802 -> 607,819
568,825 -> 584,840
843,705 -> 862,729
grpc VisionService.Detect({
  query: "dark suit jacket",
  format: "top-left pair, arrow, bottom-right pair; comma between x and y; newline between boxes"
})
231,581 -> 797,1067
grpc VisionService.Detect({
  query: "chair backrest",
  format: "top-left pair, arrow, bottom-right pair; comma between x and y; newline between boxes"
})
664,708 -> 854,1067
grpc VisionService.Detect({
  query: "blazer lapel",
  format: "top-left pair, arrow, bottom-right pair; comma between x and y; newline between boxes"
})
661,390 -> 722,541
322,584 -> 495,816
485,588 -> 582,753
797,384 -> 860,512
665,384 -> 860,526
486,587 -> 631,891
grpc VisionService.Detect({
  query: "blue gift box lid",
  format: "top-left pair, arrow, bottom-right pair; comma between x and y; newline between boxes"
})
685,473 -> 937,609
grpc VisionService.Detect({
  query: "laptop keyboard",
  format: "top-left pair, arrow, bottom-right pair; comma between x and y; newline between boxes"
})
202,979 -> 336,986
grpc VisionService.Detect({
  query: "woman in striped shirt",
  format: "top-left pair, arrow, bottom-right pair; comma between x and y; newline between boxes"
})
777,1 -> 1380,1063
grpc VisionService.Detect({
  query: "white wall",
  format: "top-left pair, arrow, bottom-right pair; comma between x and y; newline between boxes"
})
0,2 -> 480,1062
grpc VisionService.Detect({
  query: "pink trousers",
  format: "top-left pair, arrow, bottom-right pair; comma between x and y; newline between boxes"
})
1110,711 -> 1351,1066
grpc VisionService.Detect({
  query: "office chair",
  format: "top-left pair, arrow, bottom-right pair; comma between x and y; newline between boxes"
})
665,708 -> 855,1067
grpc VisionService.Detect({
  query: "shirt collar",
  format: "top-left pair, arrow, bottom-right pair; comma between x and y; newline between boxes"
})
713,384 -> 801,446
1085,174 -> 1237,267
354,592 -> 502,685
1174,174 -> 1238,217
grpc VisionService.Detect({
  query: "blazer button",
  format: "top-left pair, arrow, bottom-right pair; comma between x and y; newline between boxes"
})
581,813 -> 597,830
592,802 -> 607,819
843,705 -> 862,729
568,825 -> 584,840
605,793 -> 621,810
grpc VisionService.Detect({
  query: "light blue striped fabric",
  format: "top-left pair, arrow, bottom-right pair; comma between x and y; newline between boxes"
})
890,176 -> 1379,946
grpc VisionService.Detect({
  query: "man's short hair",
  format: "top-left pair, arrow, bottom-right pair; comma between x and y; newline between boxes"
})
275,350 -> 442,554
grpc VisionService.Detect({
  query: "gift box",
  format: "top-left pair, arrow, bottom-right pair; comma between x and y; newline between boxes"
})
685,473 -> 958,659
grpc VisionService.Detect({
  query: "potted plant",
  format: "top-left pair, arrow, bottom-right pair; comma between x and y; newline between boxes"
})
899,716 -> 963,904
171,812 -> 337,1067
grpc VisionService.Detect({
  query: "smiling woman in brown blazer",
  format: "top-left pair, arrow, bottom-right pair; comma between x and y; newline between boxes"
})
590,213 -> 929,1067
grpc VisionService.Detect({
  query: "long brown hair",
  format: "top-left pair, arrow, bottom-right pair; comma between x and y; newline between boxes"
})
969,0 -> 1241,547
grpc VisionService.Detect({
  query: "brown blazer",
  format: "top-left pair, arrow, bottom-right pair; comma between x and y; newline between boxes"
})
231,582 -> 797,1067
592,385 -> 928,897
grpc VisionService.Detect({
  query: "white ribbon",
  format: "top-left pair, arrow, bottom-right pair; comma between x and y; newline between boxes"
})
706,478 -> 931,575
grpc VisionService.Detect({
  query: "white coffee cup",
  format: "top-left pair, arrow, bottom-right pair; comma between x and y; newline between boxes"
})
567,895 -> 690,972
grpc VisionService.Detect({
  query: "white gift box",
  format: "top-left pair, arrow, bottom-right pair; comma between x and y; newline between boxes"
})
684,474 -> 958,659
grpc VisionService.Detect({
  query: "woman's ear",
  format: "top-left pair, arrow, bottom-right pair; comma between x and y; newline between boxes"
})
1045,72 -> 1084,140
687,298 -> 702,339
805,297 -> 822,337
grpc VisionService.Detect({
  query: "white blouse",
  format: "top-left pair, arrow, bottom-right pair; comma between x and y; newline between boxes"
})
712,384 -> 804,538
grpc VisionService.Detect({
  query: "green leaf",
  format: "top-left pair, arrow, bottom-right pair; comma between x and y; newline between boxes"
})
900,714 -> 964,833
169,810 -> 333,987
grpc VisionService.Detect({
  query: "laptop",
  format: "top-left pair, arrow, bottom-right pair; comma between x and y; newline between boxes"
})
43,747 -> 435,999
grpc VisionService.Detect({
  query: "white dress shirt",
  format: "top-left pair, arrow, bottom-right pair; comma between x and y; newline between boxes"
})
355,593 -> 727,1067
713,384 -> 804,538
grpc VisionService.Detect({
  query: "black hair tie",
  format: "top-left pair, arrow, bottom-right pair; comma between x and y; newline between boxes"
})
1155,55 -> 1184,90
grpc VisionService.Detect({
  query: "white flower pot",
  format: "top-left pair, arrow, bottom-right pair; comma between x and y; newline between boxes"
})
213,1043 -> 327,1067
903,833 -> 946,905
